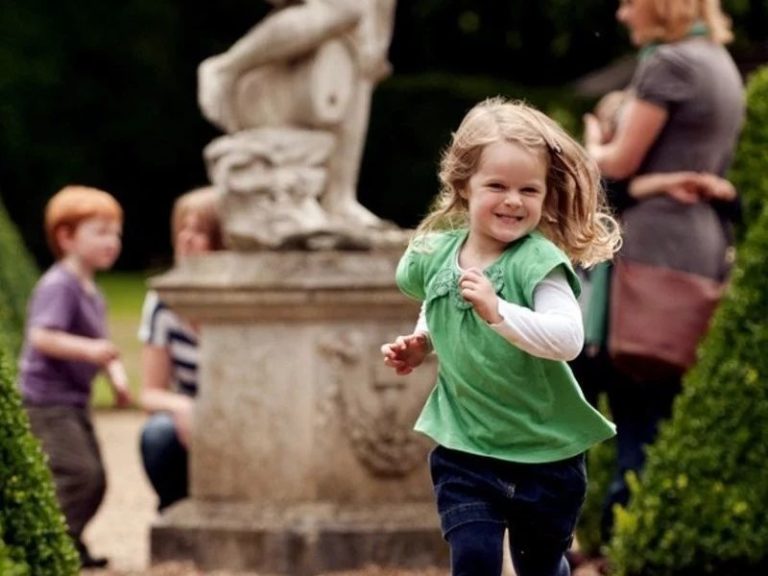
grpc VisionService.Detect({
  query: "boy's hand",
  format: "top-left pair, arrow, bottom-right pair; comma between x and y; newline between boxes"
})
112,386 -> 133,409
459,268 -> 502,324
106,359 -> 133,408
381,333 -> 430,375
88,339 -> 120,366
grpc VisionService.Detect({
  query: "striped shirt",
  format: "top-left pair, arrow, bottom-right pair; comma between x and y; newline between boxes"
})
138,291 -> 198,397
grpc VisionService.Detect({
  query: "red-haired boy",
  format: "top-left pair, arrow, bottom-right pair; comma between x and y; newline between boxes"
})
19,185 -> 131,568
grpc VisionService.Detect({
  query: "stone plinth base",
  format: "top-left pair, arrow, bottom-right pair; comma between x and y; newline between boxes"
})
151,500 -> 447,575
150,250 -> 444,574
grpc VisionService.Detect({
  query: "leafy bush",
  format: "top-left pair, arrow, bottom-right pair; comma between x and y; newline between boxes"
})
609,65 -> 768,576
0,348 -> 79,575
729,66 -> 768,240
0,530 -> 28,576
0,198 -> 38,359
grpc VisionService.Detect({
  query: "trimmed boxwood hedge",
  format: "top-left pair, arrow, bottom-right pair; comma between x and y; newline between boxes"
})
0,531 -> 28,576
608,65 -> 768,576
729,66 -> 768,240
0,348 -> 79,575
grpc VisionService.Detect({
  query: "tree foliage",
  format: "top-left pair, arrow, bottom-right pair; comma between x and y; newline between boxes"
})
0,1 -> 764,268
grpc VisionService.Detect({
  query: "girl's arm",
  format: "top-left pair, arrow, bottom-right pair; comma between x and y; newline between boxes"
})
137,292 -> 191,414
140,345 -> 195,446
490,268 -> 584,361
414,301 -> 430,339
139,345 -> 191,414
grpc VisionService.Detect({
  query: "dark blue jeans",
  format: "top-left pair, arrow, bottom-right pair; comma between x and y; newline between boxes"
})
430,446 -> 587,576
140,412 -> 188,511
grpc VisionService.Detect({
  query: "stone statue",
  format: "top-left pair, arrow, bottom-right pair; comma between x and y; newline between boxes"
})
152,7 -> 446,570
198,0 -> 399,249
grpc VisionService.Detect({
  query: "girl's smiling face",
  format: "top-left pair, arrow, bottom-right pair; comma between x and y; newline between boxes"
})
461,139 -> 547,258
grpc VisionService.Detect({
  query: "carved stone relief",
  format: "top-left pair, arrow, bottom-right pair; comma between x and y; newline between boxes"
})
319,329 -> 434,477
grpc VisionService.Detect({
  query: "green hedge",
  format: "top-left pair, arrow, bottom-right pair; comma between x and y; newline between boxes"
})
729,66 -> 768,240
609,65 -> 768,576
0,349 -> 79,575
0,530 -> 28,576
0,198 -> 38,359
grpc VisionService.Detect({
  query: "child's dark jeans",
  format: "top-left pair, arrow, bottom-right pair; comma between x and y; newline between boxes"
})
140,411 -> 189,511
25,404 -> 107,541
429,445 -> 587,576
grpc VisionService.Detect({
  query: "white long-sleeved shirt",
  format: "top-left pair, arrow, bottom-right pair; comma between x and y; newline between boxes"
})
415,267 -> 583,361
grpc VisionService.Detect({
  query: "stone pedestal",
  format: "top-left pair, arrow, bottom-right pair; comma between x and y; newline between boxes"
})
150,250 -> 447,574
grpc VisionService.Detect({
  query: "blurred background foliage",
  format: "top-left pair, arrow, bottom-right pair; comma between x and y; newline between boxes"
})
0,0 -> 765,269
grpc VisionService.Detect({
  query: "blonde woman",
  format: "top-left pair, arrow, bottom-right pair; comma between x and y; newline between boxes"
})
583,0 -> 744,548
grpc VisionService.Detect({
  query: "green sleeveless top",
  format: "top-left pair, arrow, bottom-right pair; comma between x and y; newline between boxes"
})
396,230 -> 615,463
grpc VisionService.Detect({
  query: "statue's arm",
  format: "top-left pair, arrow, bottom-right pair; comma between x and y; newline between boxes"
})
216,1 -> 362,74
356,0 -> 397,79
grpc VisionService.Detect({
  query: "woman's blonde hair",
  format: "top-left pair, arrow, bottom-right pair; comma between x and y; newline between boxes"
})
642,0 -> 733,44
415,97 -> 620,267
44,185 -> 123,258
171,187 -> 223,251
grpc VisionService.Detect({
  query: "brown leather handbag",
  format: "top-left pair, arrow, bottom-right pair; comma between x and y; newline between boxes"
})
608,257 -> 724,380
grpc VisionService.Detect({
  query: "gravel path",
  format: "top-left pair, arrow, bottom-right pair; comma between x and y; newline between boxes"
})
83,411 -> 562,576
80,410 -> 454,576
85,409 -> 155,572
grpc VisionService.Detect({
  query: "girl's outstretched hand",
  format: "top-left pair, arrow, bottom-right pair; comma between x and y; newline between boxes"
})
459,268 -> 502,324
381,333 -> 430,375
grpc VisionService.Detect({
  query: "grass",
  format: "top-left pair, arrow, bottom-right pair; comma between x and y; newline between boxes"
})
92,270 -> 158,408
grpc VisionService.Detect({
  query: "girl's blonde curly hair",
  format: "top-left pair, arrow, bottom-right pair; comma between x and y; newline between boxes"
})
414,97 -> 621,268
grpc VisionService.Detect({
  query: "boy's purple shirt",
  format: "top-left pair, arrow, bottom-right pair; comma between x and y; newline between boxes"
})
19,263 -> 107,407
